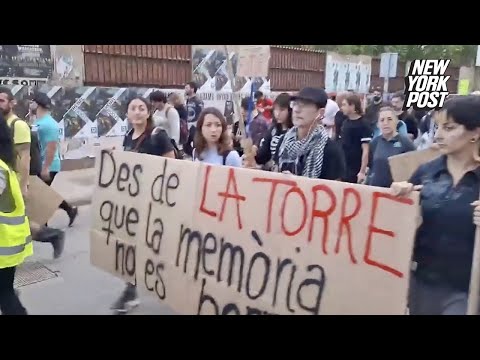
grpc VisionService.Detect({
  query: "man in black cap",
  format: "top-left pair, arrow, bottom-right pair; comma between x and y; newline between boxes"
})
277,87 -> 345,180
31,92 -> 78,227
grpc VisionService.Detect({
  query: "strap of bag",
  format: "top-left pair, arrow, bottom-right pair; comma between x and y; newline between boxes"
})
133,132 -> 148,152
9,117 -> 19,139
222,151 -> 229,166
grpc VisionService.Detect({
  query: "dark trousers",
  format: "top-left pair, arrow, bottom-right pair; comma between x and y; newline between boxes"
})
43,171 -> 73,214
0,266 -> 27,315
408,273 -> 468,315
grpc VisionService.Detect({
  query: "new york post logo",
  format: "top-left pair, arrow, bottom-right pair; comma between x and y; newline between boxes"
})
404,59 -> 450,111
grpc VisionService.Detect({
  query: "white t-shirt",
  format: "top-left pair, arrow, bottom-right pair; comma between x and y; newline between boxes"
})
322,99 -> 339,138
152,105 -> 180,144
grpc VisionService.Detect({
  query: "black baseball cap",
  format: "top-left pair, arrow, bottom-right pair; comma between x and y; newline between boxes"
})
291,87 -> 328,108
32,92 -> 51,109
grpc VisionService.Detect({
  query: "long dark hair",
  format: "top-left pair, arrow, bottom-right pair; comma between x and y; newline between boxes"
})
194,107 -> 232,158
0,113 -> 16,170
272,93 -> 294,132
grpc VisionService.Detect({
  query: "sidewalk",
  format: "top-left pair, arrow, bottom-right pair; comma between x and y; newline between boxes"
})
17,205 -> 176,315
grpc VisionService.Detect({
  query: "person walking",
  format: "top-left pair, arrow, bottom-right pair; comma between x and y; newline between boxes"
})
393,95 -> 480,315
0,112 -> 32,315
31,92 -> 78,226
0,87 -> 64,259
111,96 -> 176,314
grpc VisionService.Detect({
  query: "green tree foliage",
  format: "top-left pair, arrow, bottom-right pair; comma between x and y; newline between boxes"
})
293,45 -> 477,66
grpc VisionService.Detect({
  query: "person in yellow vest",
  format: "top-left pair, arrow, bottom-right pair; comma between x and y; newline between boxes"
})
0,112 -> 32,315
0,87 -> 65,259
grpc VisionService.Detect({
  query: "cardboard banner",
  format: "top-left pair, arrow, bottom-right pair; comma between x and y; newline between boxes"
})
389,149 -> 440,183
26,176 -> 64,225
237,45 -> 270,78
90,151 -> 420,315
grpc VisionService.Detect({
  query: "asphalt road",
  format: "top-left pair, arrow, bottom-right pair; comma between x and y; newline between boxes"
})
17,205 -> 176,315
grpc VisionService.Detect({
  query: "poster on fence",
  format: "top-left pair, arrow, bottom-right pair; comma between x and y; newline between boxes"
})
90,151 -> 419,315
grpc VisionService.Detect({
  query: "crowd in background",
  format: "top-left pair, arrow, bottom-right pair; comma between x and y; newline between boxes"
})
3,79 -> 480,316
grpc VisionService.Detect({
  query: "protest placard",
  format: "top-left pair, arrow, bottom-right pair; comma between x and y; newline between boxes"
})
91,151 -> 420,315
389,148 -> 440,183
237,45 -> 270,78
26,175 -> 64,225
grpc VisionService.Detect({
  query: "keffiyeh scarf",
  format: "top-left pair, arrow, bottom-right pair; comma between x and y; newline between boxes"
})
278,125 -> 330,178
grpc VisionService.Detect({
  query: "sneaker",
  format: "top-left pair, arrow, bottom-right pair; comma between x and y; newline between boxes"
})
111,284 -> 140,314
68,207 -> 78,227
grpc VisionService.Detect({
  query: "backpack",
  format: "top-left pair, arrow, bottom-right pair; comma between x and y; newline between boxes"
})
193,149 -> 229,165
10,117 -> 43,176
170,138 -> 184,160
165,105 -> 189,145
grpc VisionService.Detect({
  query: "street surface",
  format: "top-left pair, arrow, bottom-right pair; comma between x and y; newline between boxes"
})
17,205 -> 176,315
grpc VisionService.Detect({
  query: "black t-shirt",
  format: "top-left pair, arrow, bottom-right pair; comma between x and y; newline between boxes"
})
255,125 -> 289,165
334,110 -> 347,141
340,116 -> 372,174
274,136 -> 345,180
123,129 -> 174,156
398,111 -> 419,139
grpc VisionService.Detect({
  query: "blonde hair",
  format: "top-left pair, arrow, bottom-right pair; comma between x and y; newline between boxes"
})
168,92 -> 183,106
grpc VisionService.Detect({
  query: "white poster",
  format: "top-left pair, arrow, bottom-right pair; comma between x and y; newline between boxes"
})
325,52 -> 372,94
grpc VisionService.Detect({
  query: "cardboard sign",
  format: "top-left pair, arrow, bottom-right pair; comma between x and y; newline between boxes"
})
90,151 -> 420,315
389,149 -> 440,183
26,176 -> 64,225
237,45 -> 270,78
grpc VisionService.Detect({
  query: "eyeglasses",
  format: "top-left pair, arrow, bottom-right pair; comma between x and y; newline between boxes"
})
290,100 -> 316,110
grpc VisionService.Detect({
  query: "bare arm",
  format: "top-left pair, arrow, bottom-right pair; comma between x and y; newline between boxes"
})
163,150 -> 176,159
168,108 -> 181,145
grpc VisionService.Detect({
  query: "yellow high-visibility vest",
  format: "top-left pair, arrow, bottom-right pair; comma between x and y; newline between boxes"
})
0,158 -> 32,269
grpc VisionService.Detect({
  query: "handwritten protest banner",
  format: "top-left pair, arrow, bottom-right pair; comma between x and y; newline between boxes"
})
90,151 -> 420,315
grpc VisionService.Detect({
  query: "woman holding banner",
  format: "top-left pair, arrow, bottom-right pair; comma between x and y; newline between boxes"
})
111,96 -> 176,314
392,95 -> 480,315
